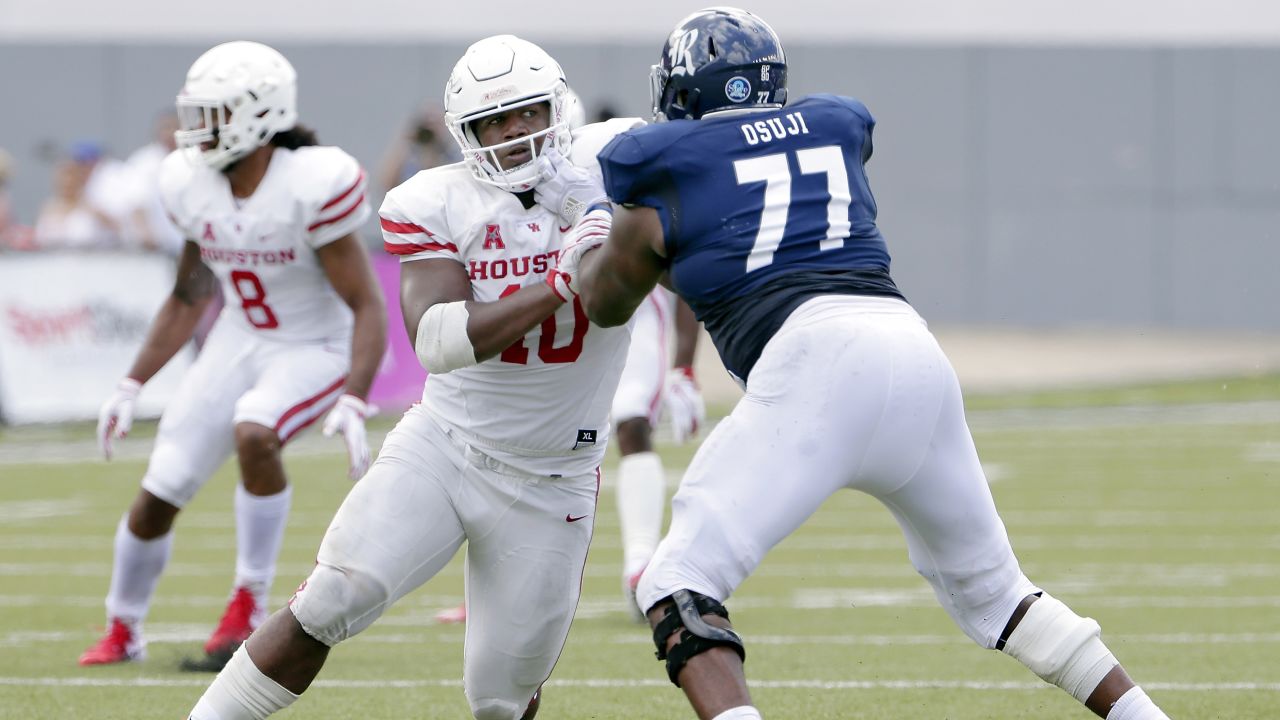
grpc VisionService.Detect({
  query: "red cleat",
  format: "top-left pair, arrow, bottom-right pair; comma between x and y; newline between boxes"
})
79,618 -> 145,666
434,603 -> 467,624
204,586 -> 259,656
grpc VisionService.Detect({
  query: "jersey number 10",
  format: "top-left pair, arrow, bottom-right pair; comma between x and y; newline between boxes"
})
497,283 -> 588,364
734,145 -> 852,273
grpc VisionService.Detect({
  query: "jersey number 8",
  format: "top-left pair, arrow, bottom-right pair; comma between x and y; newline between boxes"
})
230,269 -> 281,330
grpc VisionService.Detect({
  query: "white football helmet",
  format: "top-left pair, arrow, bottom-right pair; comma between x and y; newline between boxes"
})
563,88 -> 587,130
174,41 -> 299,171
443,35 -> 571,192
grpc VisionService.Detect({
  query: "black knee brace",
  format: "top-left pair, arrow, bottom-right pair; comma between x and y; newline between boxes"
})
651,589 -> 746,687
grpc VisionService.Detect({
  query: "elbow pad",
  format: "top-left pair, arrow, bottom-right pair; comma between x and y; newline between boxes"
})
414,301 -> 477,374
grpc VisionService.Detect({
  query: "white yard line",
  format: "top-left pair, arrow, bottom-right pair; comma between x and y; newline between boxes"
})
0,676 -> 1275,692
16,629 -> 1279,648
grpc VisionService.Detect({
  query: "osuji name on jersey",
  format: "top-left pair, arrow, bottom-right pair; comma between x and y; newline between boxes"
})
468,249 -> 560,281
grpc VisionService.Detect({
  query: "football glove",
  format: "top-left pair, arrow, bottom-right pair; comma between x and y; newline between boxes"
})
97,378 -> 141,460
534,146 -> 608,226
322,394 -> 373,481
546,209 -> 612,302
664,366 -> 705,445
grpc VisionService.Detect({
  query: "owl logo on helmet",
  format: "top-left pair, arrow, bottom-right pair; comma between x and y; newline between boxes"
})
650,7 -> 788,122
443,35 -> 572,193
174,41 -> 299,171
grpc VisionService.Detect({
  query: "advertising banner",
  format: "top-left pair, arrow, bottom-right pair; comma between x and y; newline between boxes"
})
0,252 -> 193,424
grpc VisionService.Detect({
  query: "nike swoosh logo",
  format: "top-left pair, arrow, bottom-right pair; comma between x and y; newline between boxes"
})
565,513 -> 589,523
559,225 -> 572,233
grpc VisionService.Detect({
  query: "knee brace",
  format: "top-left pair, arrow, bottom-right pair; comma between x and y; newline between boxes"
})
651,590 -> 746,687
288,563 -> 391,647
1001,593 -> 1118,703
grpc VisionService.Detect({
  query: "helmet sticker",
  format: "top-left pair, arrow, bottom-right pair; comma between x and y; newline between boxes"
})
669,29 -> 699,76
725,76 -> 752,103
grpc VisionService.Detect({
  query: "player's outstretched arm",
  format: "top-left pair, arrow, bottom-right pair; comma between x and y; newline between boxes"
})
665,298 -> 706,444
123,239 -> 218,384
99,239 -> 216,458
400,257 -> 565,369
317,233 -> 388,480
578,205 -> 667,327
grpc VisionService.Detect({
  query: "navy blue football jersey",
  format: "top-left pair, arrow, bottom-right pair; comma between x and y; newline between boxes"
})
598,94 -> 905,382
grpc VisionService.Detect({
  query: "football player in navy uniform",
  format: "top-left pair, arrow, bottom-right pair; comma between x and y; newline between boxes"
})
551,7 -> 1174,720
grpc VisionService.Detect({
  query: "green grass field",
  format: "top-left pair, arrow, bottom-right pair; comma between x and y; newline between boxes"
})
1,376 -> 1277,719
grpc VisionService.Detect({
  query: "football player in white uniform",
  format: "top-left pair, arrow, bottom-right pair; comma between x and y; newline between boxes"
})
186,36 -> 630,720
80,41 -> 387,671
431,95 -> 709,626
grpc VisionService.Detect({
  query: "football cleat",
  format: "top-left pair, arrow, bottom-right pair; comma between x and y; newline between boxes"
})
433,603 -> 467,624
204,586 -> 259,656
79,618 -> 146,666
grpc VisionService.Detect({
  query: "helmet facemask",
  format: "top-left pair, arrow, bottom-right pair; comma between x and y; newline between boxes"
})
444,35 -> 572,193
174,41 -> 299,171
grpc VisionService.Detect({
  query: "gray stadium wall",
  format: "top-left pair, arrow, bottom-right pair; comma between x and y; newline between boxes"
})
1,41 -> 1276,330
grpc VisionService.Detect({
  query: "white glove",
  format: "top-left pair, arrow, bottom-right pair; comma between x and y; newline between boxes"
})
534,146 -> 608,226
97,378 -> 141,460
664,366 -> 706,445
322,394 -> 372,481
546,209 -> 612,302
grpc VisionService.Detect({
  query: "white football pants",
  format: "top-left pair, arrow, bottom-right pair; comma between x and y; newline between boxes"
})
637,295 -> 1037,647
289,406 -> 599,716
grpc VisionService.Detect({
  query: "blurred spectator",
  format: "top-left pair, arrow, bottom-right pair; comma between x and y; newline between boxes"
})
118,111 -> 184,256
0,148 -> 36,250
0,150 -> 12,234
33,141 -> 122,250
377,102 -> 459,191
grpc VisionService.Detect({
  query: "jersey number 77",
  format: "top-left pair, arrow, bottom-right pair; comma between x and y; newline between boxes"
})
734,145 -> 852,273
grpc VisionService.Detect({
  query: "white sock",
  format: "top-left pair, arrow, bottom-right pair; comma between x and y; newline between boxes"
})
1106,686 -> 1169,720
188,645 -> 298,719
711,707 -> 763,720
105,514 -> 173,623
615,451 -> 666,577
234,484 -> 291,607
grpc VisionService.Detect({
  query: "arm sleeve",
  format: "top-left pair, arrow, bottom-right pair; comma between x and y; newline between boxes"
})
598,133 -> 652,207
305,149 -> 371,248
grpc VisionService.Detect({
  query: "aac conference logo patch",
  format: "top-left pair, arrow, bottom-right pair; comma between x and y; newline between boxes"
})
725,76 -> 752,103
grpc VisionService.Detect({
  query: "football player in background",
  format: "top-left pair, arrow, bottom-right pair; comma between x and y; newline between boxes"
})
568,8 -> 1173,720
81,41 -> 386,672
432,89 -> 709,627
186,35 -> 635,720
610,280 -> 705,622
565,87 -> 710,623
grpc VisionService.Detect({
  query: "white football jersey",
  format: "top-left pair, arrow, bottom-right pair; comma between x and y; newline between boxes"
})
159,146 -> 370,343
380,119 -> 645,476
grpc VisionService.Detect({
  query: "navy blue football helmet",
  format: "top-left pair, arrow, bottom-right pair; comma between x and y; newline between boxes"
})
650,7 -> 788,121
